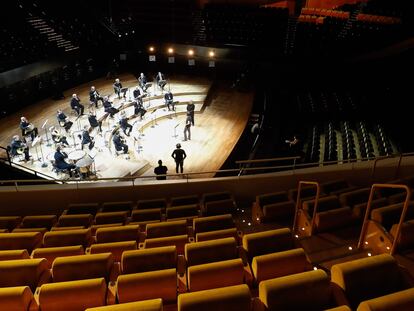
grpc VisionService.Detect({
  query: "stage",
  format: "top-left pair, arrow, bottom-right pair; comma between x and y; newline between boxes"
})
0,73 -> 254,181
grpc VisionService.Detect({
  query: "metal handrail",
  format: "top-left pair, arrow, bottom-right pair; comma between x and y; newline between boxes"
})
357,183 -> 411,255
236,156 -> 300,165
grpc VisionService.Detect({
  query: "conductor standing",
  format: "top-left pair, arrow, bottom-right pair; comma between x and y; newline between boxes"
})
171,143 -> 187,174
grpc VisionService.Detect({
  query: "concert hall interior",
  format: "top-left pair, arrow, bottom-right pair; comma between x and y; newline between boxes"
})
1,0 -> 414,310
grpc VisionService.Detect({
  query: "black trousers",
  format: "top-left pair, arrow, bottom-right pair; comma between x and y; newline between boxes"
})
175,160 -> 184,173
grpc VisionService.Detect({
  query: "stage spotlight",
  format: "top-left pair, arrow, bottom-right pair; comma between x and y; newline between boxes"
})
118,34 -> 122,38
149,46 -> 155,52
209,51 -> 215,57
168,48 -> 174,54
188,49 -> 194,56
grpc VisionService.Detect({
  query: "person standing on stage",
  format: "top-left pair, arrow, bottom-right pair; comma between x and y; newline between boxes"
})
80,125 -> 94,150
154,160 -> 168,180
9,135 -> 30,161
57,110 -> 73,132
70,93 -> 84,116
113,130 -> 128,154
184,115 -> 191,141
171,143 -> 187,174
19,116 -> 38,141
113,78 -> 124,99
186,100 -> 195,126
164,90 -> 174,111
88,111 -> 102,133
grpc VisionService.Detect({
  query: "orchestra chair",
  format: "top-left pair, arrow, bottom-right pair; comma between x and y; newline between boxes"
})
0,286 -> 39,311
36,278 -> 107,311
178,284 -> 251,311
85,298 -> 163,311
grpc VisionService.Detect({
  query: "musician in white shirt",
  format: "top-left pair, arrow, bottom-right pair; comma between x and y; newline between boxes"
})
19,116 -> 38,141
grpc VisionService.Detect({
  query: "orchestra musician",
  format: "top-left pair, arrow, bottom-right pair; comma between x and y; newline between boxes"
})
164,90 -> 174,111
138,72 -> 149,92
88,111 -> 102,133
56,110 -> 73,132
80,125 -> 95,150
113,130 -> 128,154
133,100 -> 147,120
103,96 -> 119,118
133,86 -> 142,100
10,135 -> 30,161
54,145 -> 76,177
19,116 -> 38,141
186,100 -> 195,126
119,111 -> 133,136
70,93 -> 84,116
156,71 -> 166,91
89,86 -> 104,108
50,126 -> 70,146
113,78 -> 126,99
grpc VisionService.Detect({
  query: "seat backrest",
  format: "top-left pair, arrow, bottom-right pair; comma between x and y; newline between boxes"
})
204,199 -> 235,216
356,287 -> 414,311
288,186 -> 318,201
193,214 -> 234,234
0,258 -> 49,291
66,203 -> 100,216
84,299 -> 163,311
259,269 -> 332,310
322,180 -> 349,194
38,278 -> 107,311
94,211 -> 128,225
170,195 -> 199,207
178,284 -> 251,311
89,241 -> 137,262
144,235 -> 188,255
166,205 -> 199,220
131,208 -> 162,223
202,192 -> 233,204
121,246 -> 177,274
96,225 -> 140,244
371,203 -> 414,230
0,286 -> 37,311
21,215 -> 57,230
257,191 -> 289,208
242,228 -> 294,262
0,216 -> 22,231
146,220 -> 188,239
52,253 -> 114,283
43,228 -> 92,248
339,188 -> 371,208
185,237 -> 238,267
57,214 -> 93,228
137,199 -> 167,210
390,219 -> 414,251
303,195 -> 341,216
101,201 -> 134,213
0,232 -> 43,252
31,245 -> 85,268
0,249 -> 30,261
331,254 -> 408,309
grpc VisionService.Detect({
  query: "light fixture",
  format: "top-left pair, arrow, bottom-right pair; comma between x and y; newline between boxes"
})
367,252 -> 372,257
209,51 -> 215,57
188,49 -> 194,56
168,48 -> 174,54
149,46 -> 155,52
348,246 -> 353,251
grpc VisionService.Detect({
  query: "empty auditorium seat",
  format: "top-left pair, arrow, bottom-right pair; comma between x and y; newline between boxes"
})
258,269 -> 340,310
143,234 -> 189,254
96,225 -> 140,244
21,215 -> 57,230
50,226 -> 85,231
0,216 -> 22,232
371,202 -> 414,230
171,195 -> 199,207
12,228 -> 48,235
261,200 -> 296,222
185,237 -> 238,267
187,258 -> 244,292
0,258 -> 50,291
56,214 -> 93,228
390,219 -> 414,251
52,253 -> 115,283
331,254 -> 412,309
0,286 -> 38,311
242,228 -> 294,263
357,287 -> 414,311
137,199 -> 167,210
65,203 -> 100,215
85,298 -> 163,310
251,248 -> 313,283
43,228 -> 93,248
32,245 -> 84,268
339,188 -> 372,209
100,201 -> 134,213
146,220 -> 188,239
166,204 -> 199,220
288,186 -> 318,202
203,199 -> 236,216
37,278 -> 107,311
0,232 -> 43,252
0,229 -> 8,233
353,198 -> 388,218
196,228 -> 239,242
91,223 -> 124,235
88,241 -> 137,262
322,180 -> 354,195
202,191 -> 234,205
130,208 -> 162,225
0,249 -> 30,261
178,284 -> 251,311
193,214 -> 235,235
95,212 -> 128,225
256,191 -> 289,208
121,246 -> 177,274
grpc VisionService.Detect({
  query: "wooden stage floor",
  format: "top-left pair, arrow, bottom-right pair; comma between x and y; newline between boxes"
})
0,73 -> 254,181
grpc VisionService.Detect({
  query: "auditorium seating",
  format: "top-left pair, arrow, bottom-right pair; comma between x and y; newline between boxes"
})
137,199 -> 168,211
43,228 -> 93,248
130,209 -> 162,227
390,219 -> 414,251
170,195 -> 199,208
146,220 -> 188,239
56,214 -> 94,228
88,241 -> 137,262
94,212 -> 128,225
357,287 -> 414,311
20,215 -> 57,230
85,298 -> 163,310
0,216 -> 22,232
31,245 -> 84,268
143,235 -> 189,255
0,249 -> 30,261
65,203 -> 100,216
0,232 -> 43,252
100,201 -> 134,214
95,225 -> 140,244
0,286 -> 38,311
166,204 -> 200,220
203,199 -> 236,216
254,191 -> 294,222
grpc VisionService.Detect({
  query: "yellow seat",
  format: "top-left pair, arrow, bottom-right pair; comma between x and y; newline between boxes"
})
89,241 -> 137,262
65,203 -> 99,216
171,195 -> 199,207
95,212 -> 128,225
0,286 -> 38,311
52,253 -> 114,283
0,232 -> 43,252
0,258 -> 50,291
121,246 -> 177,274
0,249 -> 30,261
390,219 -> 414,251
37,278 -> 106,311
193,214 -> 235,235
85,298 -> 163,310
137,199 -> 167,210
31,245 -> 84,268
357,287 -> 414,311
0,216 -> 22,231
203,199 -> 235,216
96,225 -> 140,244
101,201 -> 134,213
57,214 -> 93,228
21,215 -> 57,230
143,234 -> 188,255
166,204 -> 199,220
43,228 -> 93,248
131,208 -> 162,223
146,220 -> 188,239
195,228 -> 238,242
12,228 -> 48,235
178,284 -> 251,311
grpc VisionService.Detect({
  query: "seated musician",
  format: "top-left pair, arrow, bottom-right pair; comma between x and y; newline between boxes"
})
133,99 -> 146,120
103,96 -> 119,118
164,90 -> 174,111
80,125 -> 95,150
119,111 -> 132,136
113,130 -> 128,154
88,111 -> 102,133
50,126 -> 70,147
56,110 -> 73,132
113,78 -> 126,99
138,72 -> 149,92
156,72 -> 166,91
89,86 -> 104,108
54,145 -> 76,177
133,86 -> 142,100
70,93 -> 84,116
10,135 -> 30,161
19,116 -> 38,141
